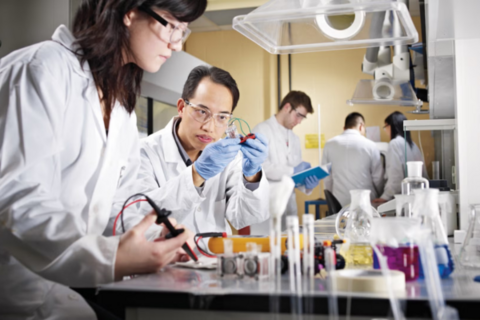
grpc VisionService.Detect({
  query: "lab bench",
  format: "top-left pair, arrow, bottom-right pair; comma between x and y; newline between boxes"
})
95,263 -> 480,320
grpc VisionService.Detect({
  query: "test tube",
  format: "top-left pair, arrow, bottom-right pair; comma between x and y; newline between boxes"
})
302,214 -> 314,279
324,247 -> 338,320
287,215 -> 302,315
269,214 -> 282,278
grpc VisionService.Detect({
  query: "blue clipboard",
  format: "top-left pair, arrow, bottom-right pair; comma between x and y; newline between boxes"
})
292,165 -> 330,188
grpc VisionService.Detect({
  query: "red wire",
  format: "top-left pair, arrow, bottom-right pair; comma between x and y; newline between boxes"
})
113,199 -> 148,236
195,236 -> 216,258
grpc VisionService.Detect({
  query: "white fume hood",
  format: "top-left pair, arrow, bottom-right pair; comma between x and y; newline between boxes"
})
233,0 -> 418,54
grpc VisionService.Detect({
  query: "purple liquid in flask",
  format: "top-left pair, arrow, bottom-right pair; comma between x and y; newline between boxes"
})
373,244 -> 420,281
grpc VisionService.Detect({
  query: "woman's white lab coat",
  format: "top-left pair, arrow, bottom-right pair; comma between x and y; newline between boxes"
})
380,135 -> 428,200
136,117 -> 270,237
0,26 -> 152,319
249,115 -> 312,234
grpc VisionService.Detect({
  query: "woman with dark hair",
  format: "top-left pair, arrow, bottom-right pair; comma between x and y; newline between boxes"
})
373,111 -> 428,203
0,0 -> 206,318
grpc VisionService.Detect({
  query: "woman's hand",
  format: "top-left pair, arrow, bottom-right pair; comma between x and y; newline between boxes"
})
114,212 -> 190,280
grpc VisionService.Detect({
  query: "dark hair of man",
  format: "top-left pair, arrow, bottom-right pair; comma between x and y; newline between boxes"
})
385,111 -> 413,147
72,0 -> 207,116
344,112 -> 365,129
279,91 -> 314,114
182,66 -> 240,111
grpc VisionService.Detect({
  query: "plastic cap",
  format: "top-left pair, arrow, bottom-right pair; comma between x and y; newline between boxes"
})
407,161 -> 423,177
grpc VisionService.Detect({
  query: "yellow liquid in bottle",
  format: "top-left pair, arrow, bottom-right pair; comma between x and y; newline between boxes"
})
345,243 -> 373,268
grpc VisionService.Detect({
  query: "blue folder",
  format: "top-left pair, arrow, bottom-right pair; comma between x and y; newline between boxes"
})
292,166 -> 330,188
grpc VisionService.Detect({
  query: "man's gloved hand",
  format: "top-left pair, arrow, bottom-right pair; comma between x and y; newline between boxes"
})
294,161 -> 311,174
304,175 -> 319,189
194,137 -> 241,180
240,133 -> 268,177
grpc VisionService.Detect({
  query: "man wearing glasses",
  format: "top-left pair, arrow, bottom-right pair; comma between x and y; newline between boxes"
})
250,91 -> 318,234
135,66 -> 269,240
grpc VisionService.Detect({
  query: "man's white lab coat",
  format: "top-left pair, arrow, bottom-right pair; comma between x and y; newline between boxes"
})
250,115 -> 312,234
0,25 -> 156,319
136,117 -> 270,236
321,129 -> 384,206
380,135 -> 428,200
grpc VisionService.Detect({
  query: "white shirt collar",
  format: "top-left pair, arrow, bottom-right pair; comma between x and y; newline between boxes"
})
343,129 -> 361,135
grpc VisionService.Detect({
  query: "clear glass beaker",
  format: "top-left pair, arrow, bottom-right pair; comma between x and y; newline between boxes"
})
458,204 -> 480,269
401,161 -> 429,195
412,189 -> 454,278
371,217 -> 421,281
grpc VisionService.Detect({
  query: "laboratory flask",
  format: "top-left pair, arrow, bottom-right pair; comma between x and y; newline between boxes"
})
394,194 -> 415,217
401,161 -> 429,195
371,217 -> 421,281
339,190 -> 379,268
458,204 -> 480,269
412,189 -> 454,278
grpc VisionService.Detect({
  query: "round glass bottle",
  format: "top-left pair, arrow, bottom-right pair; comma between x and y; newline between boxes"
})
401,161 -> 429,195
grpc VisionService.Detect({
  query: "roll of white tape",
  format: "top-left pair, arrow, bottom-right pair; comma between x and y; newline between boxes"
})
333,269 -> 405,293
316,11 -> 365,40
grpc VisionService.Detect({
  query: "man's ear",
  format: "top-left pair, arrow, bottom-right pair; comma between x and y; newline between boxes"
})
177,98 -> 185,118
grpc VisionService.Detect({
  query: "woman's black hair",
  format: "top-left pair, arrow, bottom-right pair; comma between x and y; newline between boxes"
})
385,111 -> 413,147
72,0 -> 207,115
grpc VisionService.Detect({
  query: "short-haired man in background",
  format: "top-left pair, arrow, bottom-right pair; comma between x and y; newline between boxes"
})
135,66 -> 270,241
251,91 -> 318,234
321,112 -> 384,206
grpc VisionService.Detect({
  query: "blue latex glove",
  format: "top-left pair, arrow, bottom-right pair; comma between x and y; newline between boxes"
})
294,161 -> 311,174
240,133 -> 268,177
304,175 -> 319,189
194,137 -> 241,180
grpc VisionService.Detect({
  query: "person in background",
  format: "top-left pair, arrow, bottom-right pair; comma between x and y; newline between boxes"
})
373,111 -> 428,203
321,112 -> 384,206
250,91 -> 318,234
136,66 -> 270,241
0,0 -> 206,318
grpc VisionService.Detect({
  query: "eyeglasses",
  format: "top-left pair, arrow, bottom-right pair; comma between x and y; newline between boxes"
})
138,5 -> 191,44
184,100 -> 233,128
291,106 -> 307,120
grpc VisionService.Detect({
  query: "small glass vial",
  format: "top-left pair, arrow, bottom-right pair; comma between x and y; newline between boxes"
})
401,161 -> 429,195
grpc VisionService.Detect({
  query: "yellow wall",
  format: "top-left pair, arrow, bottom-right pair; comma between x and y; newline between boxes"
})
185,17 -> 433,224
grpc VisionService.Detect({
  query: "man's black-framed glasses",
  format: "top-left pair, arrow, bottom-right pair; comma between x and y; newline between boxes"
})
291,105 -> 307,120
138,4 -> 191,44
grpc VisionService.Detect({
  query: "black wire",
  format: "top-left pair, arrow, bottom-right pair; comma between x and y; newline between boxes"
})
120,193 -> 147,234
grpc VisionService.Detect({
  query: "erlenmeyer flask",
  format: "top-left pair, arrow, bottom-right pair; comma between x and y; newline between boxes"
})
341,190 -> 378,268
412,189 -> 454,278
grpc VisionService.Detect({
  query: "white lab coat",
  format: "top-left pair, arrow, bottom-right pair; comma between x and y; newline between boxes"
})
250,115 -> 312,234
0,25 -> 156,319
380,135 -> 428,200
136,117 -> 270,237
321,129 -> 384,206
